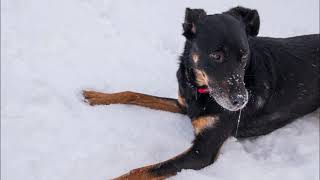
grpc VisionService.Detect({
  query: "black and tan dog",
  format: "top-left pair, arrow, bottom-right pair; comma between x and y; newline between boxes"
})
83,6 -> 320,180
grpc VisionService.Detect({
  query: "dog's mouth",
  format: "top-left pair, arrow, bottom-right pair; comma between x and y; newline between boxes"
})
192,69 -> 248,111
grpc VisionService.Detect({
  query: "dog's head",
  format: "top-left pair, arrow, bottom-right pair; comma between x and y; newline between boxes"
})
183,6 -> 260,111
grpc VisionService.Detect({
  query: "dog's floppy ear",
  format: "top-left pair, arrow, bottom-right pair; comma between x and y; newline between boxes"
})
183,8 -> 207,39
225,6 -> 260,36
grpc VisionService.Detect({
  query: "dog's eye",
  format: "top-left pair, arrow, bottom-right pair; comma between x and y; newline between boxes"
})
240,50 -> 249,62
209,51 -> 224,63
241,53 -> 248,61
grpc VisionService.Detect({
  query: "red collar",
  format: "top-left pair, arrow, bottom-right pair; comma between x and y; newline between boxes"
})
197,87 -> 209,94
185,68 -> 210,95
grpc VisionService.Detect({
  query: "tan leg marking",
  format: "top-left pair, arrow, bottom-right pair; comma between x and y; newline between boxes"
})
177,93 -> 186,108
113,148 -> 193,180
194,69 -> 209,87
83,90 -> 185,114
192,116 -> 219,135
112,164 -> 172,180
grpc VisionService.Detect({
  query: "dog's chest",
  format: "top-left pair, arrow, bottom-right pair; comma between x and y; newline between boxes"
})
184,93 -> 223,118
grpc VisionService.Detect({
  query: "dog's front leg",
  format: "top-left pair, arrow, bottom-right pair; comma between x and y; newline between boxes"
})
83,90 -> 186,114
113,114 -> 236,180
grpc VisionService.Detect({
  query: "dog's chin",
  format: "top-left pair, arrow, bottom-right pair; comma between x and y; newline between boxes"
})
210,91 -> 248,112
223,102 -> 247,111
215,99 -> 245,111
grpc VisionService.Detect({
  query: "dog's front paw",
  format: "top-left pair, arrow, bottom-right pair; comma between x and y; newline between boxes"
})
112,165 -> 167,180
82,90 -> 112,105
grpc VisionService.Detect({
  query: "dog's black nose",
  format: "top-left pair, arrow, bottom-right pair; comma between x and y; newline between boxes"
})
231,99 -> 240,106
230,95 -> 245,107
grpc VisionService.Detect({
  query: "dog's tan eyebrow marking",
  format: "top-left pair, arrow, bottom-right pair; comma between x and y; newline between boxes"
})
192,53 -> 200,63
194,69 -> 209,86
192,116 -> 219,135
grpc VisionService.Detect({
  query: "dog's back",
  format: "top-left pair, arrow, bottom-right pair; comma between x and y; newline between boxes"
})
247,34 -> 320,118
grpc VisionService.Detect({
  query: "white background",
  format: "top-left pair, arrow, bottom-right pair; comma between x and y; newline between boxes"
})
2,0 -> 319,179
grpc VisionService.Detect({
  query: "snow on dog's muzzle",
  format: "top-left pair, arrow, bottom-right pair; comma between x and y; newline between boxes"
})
208,82 -> 248,111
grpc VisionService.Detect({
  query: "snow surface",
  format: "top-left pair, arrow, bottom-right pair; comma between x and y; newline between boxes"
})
2,0 -> 319,179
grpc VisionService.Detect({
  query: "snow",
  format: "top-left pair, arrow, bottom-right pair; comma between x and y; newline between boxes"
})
1,0 -> 319,179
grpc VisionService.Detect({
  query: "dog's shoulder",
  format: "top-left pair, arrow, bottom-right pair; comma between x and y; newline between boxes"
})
249,34 -> 320,57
